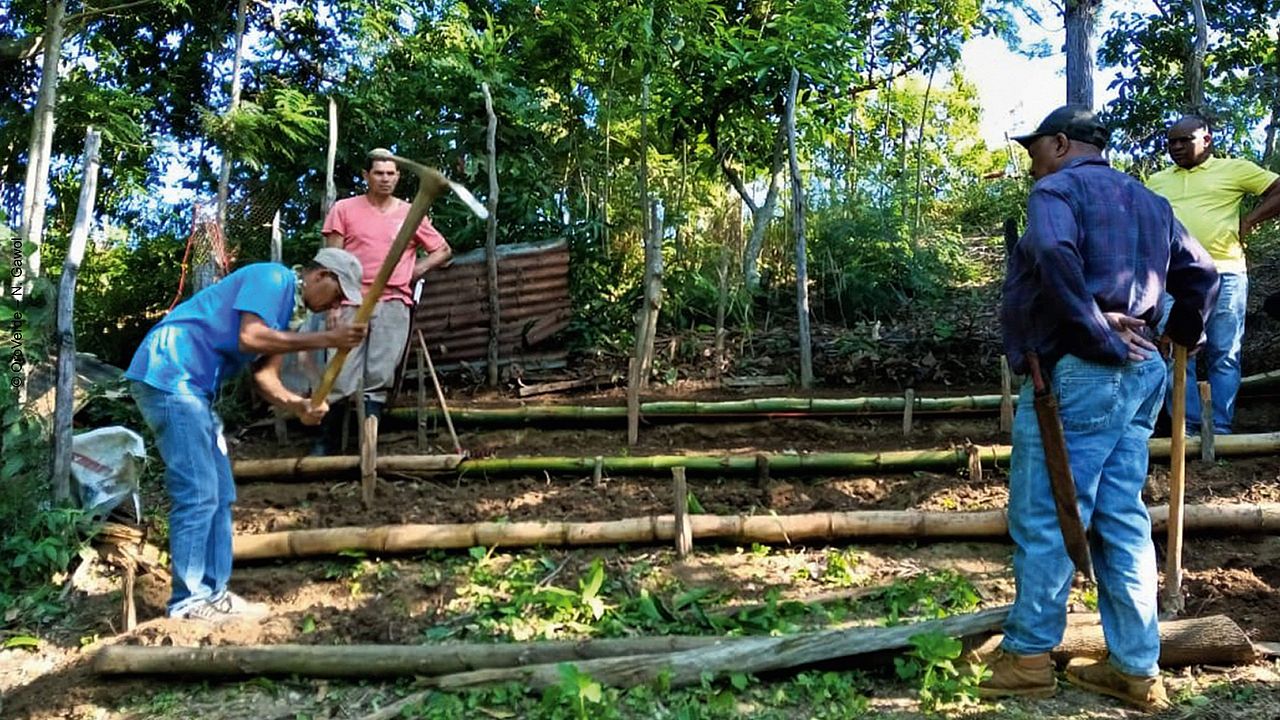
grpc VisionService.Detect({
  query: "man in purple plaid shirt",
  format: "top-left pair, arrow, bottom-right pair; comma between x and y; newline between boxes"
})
975,105 -> 1218,711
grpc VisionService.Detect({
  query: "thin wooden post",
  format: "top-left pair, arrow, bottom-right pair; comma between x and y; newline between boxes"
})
786,67 -> 813,388
1198,381 -> 1215,462
481,82 -> 500,388
416,331 -> 462,455
271,209 -> 287,445
322,97 -> 338,217
416,342 -> 427,452
672,467 -> 692,558
902,389 -> 915,437
51,127 -> 102,502
18,0 -> 67,295
999,356 -> 1014,434
627,357 -> 641,447
592,456 -> 604,488
1162,344 -> 1189,618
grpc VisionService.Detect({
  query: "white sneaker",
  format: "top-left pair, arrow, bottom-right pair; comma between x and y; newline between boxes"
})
168,600 -> 230,622
209,591 -> 270,620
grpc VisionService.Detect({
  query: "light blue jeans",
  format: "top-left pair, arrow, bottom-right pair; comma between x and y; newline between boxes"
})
1001,354 -> 1165,678
131,381 -> 236,616
1161,272 -> 1247,434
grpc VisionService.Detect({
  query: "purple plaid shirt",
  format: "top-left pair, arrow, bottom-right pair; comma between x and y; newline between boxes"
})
1002,157 -> 1219,375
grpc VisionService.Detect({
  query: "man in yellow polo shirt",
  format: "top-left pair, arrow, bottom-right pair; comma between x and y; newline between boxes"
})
1147,116 -> 1280,434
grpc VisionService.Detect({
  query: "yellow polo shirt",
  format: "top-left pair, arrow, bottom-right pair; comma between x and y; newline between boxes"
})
1145,155 -> 1278,273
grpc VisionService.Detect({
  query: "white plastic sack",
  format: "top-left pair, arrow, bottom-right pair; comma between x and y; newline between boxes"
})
71,426 -> 146,520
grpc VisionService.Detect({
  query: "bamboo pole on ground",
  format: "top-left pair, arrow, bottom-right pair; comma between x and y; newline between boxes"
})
1163,345 -> 1188,617
232,502 -> 1280,560
50,127 -> 102,502
232,431 -> 1280,481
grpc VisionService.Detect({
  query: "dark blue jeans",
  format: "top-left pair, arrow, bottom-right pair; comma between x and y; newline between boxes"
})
131,381 -> 236,616
1001,354 -> 1166,677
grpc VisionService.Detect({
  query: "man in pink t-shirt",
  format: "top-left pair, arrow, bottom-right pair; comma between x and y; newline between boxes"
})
314,155 -> 452,454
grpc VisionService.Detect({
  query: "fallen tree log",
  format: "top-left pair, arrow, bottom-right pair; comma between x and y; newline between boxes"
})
94,635 -> 720,678
972,613 -> 1255,667
355,607 -> 1010,719
232,502 -> 1280,560
232,431 -> 1280,482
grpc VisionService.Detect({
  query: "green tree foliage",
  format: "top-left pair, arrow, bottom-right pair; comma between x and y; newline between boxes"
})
1099,0 -> 1280,167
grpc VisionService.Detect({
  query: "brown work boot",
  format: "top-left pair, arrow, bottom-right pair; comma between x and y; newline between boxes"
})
970,648 -> 1057,699
1065,658 -> 1170,713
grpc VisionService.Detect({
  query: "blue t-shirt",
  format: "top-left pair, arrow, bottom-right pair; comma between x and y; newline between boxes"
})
126,263 -> 297,395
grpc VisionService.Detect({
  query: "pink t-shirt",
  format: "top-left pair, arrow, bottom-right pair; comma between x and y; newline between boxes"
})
322,195 -> 448,305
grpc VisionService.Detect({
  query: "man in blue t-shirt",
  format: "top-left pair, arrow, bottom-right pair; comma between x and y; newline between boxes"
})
126,248 -> 368,622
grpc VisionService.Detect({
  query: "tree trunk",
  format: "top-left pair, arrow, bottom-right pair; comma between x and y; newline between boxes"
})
18,0 -> 67,295
1186,0 -> 1207,114
50,128 -> 102,502
205,0 -> 248,291
1064,0 -> 1100,107
481,82 -> 500,388
713,244 -> 730,379
973,614 -> 1255,668
230,503 -> 1280,560
322,97 -> 338,218
729,128 -> 786,291
638,200 -> 663,381
912,61 -> 936,241
786,68 -> 813,388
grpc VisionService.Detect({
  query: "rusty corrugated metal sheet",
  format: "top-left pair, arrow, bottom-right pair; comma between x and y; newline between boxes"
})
413,238 -> 571,366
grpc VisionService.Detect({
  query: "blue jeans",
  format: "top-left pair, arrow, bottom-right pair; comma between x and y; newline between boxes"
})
1161,272 -> 1247,434
131,381 -> 236,616
1001,354 -> 1165,677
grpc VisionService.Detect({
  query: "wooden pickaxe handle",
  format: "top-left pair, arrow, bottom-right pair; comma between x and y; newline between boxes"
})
313,149 -> 450,402
1162,344 -> 1189,616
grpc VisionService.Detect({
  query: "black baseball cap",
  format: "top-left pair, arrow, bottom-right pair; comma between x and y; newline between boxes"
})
1012,104 -> 1111,150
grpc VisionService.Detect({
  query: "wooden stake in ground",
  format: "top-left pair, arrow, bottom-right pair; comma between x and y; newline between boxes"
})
416,330 -> 461,456
361,414 -> 378,506
786,67 -> 813,389
672,466 -> 692,558
1198,381 -> 1215,462
1162,344 -> 1189,618
50,127 -> 102,502
481,81 -> 501,388
902,388 -> 915,437
999,356 -> 1014,434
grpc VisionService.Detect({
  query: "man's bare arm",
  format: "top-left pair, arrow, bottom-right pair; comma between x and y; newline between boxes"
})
413,243 -> 452,281
251,355 -> 328,425
239,312 -> 365,355
1241,179 -> 1280,239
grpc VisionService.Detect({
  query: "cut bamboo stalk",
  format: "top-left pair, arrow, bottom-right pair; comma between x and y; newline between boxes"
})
231,503 -> 1280,560
232,431 -> 1280,481
755,453 -> 771,488
627,357 -> 641,447
1198,381 -> 1215,462
966,443 -> 982,483
673,467 -> 692,558
902,389 -> 914,436
999,356 -> 1013,434
1163,345 -> 1188,617
591,456 -> 603,488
